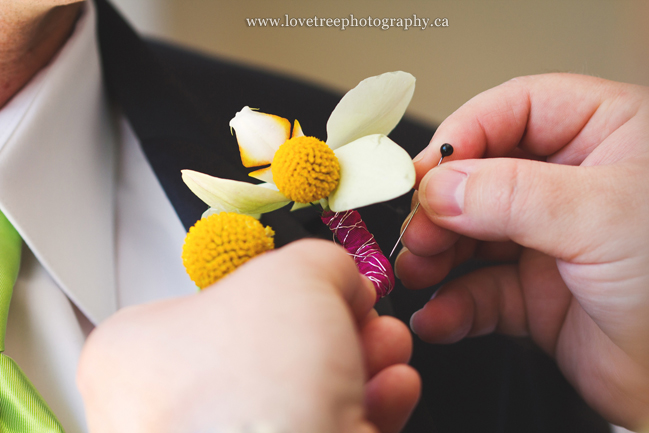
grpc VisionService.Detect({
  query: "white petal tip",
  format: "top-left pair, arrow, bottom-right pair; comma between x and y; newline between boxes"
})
229,106 -> 290,167
329,134 -> 415,211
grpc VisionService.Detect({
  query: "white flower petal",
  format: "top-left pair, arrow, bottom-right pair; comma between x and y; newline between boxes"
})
290,197 -> 328,211
290,202 -> 310,211
328,134 -> 415,211
202,207 -> 261,220
257,182 -> 280,191
291,119 -> 305,138
290,201 -> 323,211
249,166 -> 275,184
182,170 -> 290,215
326,72 -> 415,150
229,106 -> 291,167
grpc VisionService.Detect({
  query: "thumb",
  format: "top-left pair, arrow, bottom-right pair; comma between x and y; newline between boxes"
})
418,158 -> 625,262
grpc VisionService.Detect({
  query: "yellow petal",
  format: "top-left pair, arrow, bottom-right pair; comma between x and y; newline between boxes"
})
328,134 -> 415,211
326,72 -> 415,150
182,170 -> 290,215
229,106 -> 291,167
291,119 -> 305,138
249,166 -> 274,184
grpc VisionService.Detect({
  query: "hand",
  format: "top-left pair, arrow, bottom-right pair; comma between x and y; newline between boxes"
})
395,73 -> 649,429
77,239 -> 420,433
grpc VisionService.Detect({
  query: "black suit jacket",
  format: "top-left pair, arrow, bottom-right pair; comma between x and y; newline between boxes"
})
93,1 -> 610,432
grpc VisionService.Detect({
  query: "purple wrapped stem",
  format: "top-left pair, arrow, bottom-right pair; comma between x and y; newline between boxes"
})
321,210 -> 395,300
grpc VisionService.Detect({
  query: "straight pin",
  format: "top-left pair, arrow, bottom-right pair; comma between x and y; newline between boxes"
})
389,143 -> 454,259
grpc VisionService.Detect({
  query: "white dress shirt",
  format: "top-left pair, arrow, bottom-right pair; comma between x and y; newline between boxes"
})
0,3 -> 196,432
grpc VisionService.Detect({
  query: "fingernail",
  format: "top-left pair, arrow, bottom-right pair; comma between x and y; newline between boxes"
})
409,310 -> 421,333
413,148 -> 426,163
410,288 -> 441,333
420,168 -> 467,216
393,247 -> 408,280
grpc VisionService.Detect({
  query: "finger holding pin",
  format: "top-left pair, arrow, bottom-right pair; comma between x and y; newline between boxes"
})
389,143 -> 454,259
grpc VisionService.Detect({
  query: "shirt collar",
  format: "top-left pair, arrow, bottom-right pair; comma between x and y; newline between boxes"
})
0,1 -> 117,324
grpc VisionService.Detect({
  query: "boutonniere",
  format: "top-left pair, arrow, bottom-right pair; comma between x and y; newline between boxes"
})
181,71 -> 416,300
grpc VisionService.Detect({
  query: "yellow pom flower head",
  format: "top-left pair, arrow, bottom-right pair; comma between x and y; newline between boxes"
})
182,212 -> 275,289
271,136 -> 340,203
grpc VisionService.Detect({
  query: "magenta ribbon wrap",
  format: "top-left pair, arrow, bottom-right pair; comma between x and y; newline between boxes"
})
321,210 -> 395,300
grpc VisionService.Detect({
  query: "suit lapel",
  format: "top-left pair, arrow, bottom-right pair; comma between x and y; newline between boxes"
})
94,0 -> 238,229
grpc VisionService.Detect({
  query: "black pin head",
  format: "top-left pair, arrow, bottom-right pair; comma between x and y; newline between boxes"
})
440,143 -> 454,158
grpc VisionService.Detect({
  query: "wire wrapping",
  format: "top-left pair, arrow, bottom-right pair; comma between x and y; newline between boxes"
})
321,210 -> 395,300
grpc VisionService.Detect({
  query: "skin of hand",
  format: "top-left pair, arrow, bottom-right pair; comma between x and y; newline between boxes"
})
0,0 -> 84,109
395,73 -> 649,430
77,239 -> 420,433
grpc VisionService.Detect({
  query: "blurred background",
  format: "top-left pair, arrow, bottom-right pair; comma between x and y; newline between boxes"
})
109,0 -> 649,128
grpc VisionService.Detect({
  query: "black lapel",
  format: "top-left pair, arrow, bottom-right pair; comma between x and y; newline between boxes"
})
94,0 -> 235,227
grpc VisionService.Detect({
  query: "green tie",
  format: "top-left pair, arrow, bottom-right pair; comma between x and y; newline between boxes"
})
0,211 -> 64,432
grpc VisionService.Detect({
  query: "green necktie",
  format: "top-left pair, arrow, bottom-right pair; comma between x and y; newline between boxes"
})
0,212 -> 65,432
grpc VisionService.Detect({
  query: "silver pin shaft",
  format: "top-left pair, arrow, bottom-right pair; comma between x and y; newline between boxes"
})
389,202 -> 420,258
389,152 -> 448,259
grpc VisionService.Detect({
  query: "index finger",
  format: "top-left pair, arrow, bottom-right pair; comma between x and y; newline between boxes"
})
414,73 -> 642,185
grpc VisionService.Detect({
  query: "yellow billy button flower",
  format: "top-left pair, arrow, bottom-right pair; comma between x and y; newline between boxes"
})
272,136 -> 340,203
182,212 -> 275,289
181,71 -> 417,217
